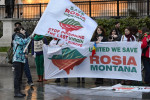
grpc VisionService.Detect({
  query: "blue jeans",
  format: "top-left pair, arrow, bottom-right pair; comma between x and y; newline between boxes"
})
24,58 -> 33,84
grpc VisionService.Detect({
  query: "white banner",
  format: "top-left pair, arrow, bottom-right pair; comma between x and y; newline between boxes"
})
43,42 -> 142,81
92,84 -> 150,93
33,0 -> 97,48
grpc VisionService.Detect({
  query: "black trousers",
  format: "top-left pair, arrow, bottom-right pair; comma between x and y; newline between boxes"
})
142,56 -> 150,84
13,62 -> 24,93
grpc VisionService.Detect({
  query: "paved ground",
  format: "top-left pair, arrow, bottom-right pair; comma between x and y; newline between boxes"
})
0,66 -> 150,100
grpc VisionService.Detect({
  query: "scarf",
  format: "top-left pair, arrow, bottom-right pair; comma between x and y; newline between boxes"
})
125,34 -> 135,41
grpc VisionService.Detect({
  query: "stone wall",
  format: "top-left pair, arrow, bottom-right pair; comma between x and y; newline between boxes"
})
0,0 -> 4,5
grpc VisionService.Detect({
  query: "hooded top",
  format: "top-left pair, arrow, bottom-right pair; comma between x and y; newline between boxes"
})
34,35 -> 44,41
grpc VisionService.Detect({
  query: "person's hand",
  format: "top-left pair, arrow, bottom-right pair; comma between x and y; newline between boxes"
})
113,35 -> 118,38
32,53 -> 36,58
29,34 -> 36,39
147,38 -> 150,42
97,36 -> 103,42
96,40 -> 100,44
32,55 -> 35,58
25,54 -> 28,58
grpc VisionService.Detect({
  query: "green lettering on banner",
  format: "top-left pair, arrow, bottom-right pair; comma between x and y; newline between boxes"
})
124,66 -> 130,72
91,65 -> 98,71
131,67 -> 137,73
106,65 -> 112,71
89,47 -> 92,52
111,47 -> 121,52
99,65 -> 105,71
90,65 -> 137,73
122,47 -> 138,53
118,66 -> 124,72
112,66 -> 118,71
69,37 -> 83,43
96,47 -> 110,52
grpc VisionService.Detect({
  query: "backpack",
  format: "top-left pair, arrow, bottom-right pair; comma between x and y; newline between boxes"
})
6,46 -> 14,64
6,44 -> 19,64
6,33 -> 18,64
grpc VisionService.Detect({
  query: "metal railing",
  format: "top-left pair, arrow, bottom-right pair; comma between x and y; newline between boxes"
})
0,0 -> 149,20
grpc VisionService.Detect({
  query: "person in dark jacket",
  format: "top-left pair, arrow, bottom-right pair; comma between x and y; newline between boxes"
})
91,26 -> 108,84
108,28 -> 120,42
114,21 -> 122,41
5,0 -> 15,18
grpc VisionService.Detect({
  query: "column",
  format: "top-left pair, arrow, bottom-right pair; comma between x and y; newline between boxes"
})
0,18 -> 21,47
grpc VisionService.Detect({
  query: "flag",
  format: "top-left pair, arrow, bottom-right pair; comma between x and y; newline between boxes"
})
92,42 -> 96,56
33,0 -> 97,48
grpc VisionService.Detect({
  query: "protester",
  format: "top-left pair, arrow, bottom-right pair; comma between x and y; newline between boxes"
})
141,27 -> 150,86
120,27 -> 136,85
130,26 -> 139,41
32,35 -> 48,82
121,27 -> 136,42
114,21 -> 122,41
5,0 -> 15,18
12,22 -> 34,86
91,26 -> 107,84
108,28 -> 120,42
77,78 -> 85,84
13,27 -> 31,97
49,38 -> 68,83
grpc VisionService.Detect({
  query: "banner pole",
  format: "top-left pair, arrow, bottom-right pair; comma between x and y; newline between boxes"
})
23,33 -> 35,53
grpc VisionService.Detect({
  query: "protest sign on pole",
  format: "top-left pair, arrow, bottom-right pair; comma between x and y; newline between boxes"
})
33,0 -> 97,48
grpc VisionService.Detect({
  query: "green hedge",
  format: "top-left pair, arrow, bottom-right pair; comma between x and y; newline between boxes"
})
96,17 -> 150,35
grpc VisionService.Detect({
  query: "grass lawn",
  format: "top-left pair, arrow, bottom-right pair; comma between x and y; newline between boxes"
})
0,47 -> 9,52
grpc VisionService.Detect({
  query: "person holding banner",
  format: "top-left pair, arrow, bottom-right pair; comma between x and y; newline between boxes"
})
13,27 -> 32,97
31,35 -> 48,82
12,22 -> 34,87
108,28 -> 120,42
121,27 -> 136,42
120,27 -> 136,85
91,26 -> 108,84
49,38 -> 68,83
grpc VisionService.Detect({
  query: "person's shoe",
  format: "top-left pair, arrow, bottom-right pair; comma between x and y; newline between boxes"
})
37,79 -> 43,82
14,93 -> 25,98
29,82 -> 34,86
55,79 -> 60,83
5,16 -> 8,18
43,79 -> 47,81
20,92 -> 26,96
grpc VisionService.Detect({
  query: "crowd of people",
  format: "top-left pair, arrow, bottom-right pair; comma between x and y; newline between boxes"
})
11,21 -> 150,98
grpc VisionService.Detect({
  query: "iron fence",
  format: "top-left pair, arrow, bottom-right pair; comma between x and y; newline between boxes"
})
0,0 -> 149,20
